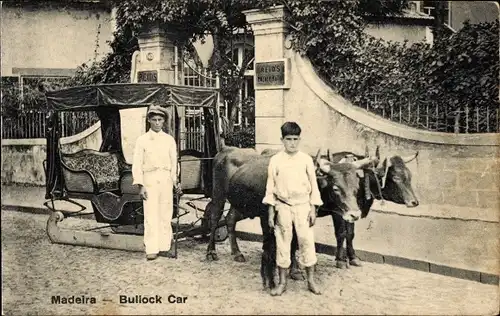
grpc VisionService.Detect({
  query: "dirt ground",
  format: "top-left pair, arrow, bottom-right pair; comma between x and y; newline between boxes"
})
2,209 -> 499,315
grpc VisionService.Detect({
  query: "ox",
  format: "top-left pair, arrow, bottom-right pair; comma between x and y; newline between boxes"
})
205,146 -> 377,290
288,146 -> 419,275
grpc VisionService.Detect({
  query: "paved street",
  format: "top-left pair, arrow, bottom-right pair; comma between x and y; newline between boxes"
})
2,209 -> 499,315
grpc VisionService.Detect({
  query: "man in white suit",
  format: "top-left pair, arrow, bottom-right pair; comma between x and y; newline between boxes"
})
132,105 -> 182,260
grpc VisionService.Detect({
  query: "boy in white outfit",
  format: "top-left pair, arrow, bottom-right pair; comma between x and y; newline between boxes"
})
132,105 -> 182,261
263,122 -> 323,296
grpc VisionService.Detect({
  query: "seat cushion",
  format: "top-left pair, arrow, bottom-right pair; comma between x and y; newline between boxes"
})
62,151 -> 120,192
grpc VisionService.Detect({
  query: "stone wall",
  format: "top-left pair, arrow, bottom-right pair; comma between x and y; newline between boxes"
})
1,123 -> 102,186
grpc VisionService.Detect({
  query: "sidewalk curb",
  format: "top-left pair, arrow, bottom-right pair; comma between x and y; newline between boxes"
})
2,204 -> 498,286
235,231 -> 499,286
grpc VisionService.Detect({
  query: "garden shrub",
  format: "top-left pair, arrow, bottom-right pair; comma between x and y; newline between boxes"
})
224,126 -> 256,148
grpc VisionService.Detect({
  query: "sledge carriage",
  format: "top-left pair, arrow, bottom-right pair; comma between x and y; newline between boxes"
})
43,83 -> 228,256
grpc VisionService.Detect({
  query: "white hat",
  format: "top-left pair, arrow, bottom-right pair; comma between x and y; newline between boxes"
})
147,105 -> 168,118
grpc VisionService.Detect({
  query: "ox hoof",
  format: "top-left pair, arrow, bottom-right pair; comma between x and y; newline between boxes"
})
233,254 -> 246,262
290,270 -> 305,281
262,281 -> 272,291
206,253 -> 219,261
336,260 -> 348,269
349,258 -> 362,267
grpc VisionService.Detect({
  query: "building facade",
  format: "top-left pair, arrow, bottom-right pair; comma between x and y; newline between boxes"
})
364,8 -> 434,45
1,1 -> 114,79
417,1 -> 498,31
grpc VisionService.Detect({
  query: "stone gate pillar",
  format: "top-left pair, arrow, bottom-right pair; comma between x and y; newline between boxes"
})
121,23 -> 183,162
132,23 -> 179,84
243,5 -> 290,152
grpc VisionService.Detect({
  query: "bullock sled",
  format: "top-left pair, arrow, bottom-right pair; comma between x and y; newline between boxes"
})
42,83 -> 229,257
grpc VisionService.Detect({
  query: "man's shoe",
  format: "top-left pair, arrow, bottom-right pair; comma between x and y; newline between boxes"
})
146,253 -> 158,261
159,251 -> 176,258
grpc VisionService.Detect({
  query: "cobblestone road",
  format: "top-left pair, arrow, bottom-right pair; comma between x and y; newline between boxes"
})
2,210 -> 499,315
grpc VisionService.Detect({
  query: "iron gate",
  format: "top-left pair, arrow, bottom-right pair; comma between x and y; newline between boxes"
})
177,54 -> 222,152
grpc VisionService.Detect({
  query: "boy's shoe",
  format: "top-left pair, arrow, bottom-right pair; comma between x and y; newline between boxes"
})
270,284 -> 287,296
305,266 -> 322,295
146,253 -> 158,261
159,251 -> 176,258
270,267 -> 288,296
307,281 -> 322,295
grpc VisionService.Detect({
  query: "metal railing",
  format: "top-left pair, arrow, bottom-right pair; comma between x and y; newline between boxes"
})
358,92 -> 499,134
181,61 -> 219,89
1,111 -> 100,139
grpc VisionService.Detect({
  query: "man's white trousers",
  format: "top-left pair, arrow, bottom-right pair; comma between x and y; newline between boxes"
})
143,170 -> 173,255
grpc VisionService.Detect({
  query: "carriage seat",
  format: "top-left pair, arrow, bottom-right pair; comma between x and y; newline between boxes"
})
61,149 -> 129,193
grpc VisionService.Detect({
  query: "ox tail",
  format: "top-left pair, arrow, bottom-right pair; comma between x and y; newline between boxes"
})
261,217 -> 277,289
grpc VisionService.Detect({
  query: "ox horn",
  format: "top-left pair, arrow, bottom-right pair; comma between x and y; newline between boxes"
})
314,148 -> 332,173
314,149 -> 322,166
364,145 -> 369,158
329,149 -> 334,162
375,145 -> 381,160
401,151 -> 419,163
351,156 -> 378,169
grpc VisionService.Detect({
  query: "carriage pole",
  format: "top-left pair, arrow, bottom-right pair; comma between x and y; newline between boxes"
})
174,103 -> 181,259
172,46 -> 181,259
174,184 -> 180,259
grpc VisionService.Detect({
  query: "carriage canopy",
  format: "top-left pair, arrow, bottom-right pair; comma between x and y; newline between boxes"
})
45,83 -> 219,111
44,83 -> 221,200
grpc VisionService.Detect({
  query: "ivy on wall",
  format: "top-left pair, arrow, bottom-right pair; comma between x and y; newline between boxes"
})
280,0 -> 499,132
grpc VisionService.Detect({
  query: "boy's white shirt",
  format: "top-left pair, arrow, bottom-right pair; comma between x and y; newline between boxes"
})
263,150 -> 323,207
132,129 -> 178,186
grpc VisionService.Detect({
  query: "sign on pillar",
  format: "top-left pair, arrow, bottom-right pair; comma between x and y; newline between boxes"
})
137,70 -> 158,83
243,5 -> 290,152
255,58 -> 291,89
